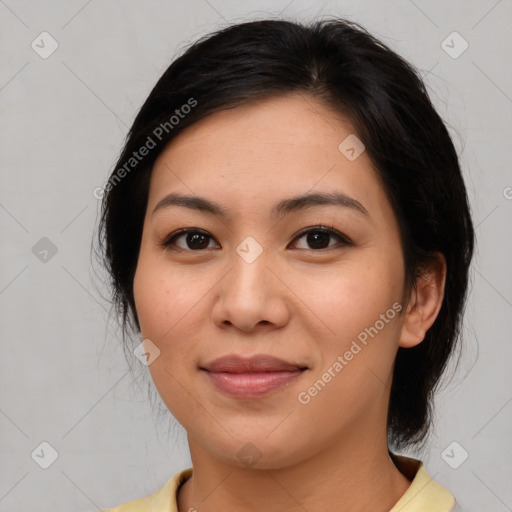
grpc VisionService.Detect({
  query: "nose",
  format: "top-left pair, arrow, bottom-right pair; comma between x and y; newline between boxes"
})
210,250 -> 290,333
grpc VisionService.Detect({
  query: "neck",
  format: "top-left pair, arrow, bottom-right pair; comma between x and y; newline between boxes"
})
177,427 -> 412,512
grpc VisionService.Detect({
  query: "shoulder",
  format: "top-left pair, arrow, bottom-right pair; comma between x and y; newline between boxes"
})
99,468 -> 193,512
390,453 -> 457,512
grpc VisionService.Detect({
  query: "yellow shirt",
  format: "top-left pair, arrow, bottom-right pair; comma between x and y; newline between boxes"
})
102,455 -> 456,511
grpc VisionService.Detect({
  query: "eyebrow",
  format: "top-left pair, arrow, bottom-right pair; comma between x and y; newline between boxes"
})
152,191 -> 369,219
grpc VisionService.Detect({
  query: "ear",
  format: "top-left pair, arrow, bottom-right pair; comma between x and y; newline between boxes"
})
399,253 -> 447,349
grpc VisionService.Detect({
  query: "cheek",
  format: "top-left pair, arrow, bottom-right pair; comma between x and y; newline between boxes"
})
133,259 -> 168,337
297,265 -> 403,417
132,252 -> 213,373
301,257 -> 402,339
300,252 -> 404,399
133,256 -> 200,419
133,250 -> 194,338
135,284 -> 189,345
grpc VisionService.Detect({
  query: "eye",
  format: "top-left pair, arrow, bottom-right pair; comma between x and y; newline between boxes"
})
289,225 -> 352,251
160,228 -> 219,251
160,225 -> 352,252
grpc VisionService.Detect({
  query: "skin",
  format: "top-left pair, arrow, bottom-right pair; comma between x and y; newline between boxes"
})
132,92 -> 446,512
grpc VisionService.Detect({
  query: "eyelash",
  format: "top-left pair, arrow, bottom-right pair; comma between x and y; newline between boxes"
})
159,225 -> 353,252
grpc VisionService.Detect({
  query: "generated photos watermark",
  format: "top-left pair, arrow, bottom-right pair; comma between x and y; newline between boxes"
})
93,97 -> 197,200
298,301 -> 403,405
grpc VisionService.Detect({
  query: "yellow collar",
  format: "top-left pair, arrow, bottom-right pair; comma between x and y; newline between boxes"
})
105,455 -> 455,511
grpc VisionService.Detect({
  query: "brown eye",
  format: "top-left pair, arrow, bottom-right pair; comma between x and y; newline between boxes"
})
290,226 -> 352,251
160,229 -> 219,251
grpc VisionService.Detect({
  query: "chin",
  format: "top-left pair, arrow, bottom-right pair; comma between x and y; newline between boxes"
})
202,430 -> 310,471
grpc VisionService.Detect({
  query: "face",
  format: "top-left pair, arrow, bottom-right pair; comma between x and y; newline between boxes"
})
133,93 -> 408,469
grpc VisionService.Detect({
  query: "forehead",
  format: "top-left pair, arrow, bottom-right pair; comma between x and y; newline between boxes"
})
148,93 -> 391,223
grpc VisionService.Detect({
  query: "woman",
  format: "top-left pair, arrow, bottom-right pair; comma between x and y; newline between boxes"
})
97,17 -> 474,512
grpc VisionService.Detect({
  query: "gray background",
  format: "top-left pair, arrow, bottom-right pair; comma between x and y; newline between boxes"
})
1,1 -> 511,511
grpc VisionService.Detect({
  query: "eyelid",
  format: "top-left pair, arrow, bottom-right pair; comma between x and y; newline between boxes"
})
289,225 -> 353,249
159,227 -> 217,249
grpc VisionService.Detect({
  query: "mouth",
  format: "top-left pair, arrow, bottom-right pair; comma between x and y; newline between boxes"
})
200,354 -> 309,399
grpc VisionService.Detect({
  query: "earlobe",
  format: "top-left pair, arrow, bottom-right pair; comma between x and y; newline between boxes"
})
399,253 -> 447,349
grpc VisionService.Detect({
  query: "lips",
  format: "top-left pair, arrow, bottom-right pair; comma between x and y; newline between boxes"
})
200,355 -> 308,398
201,354 -> 307,373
